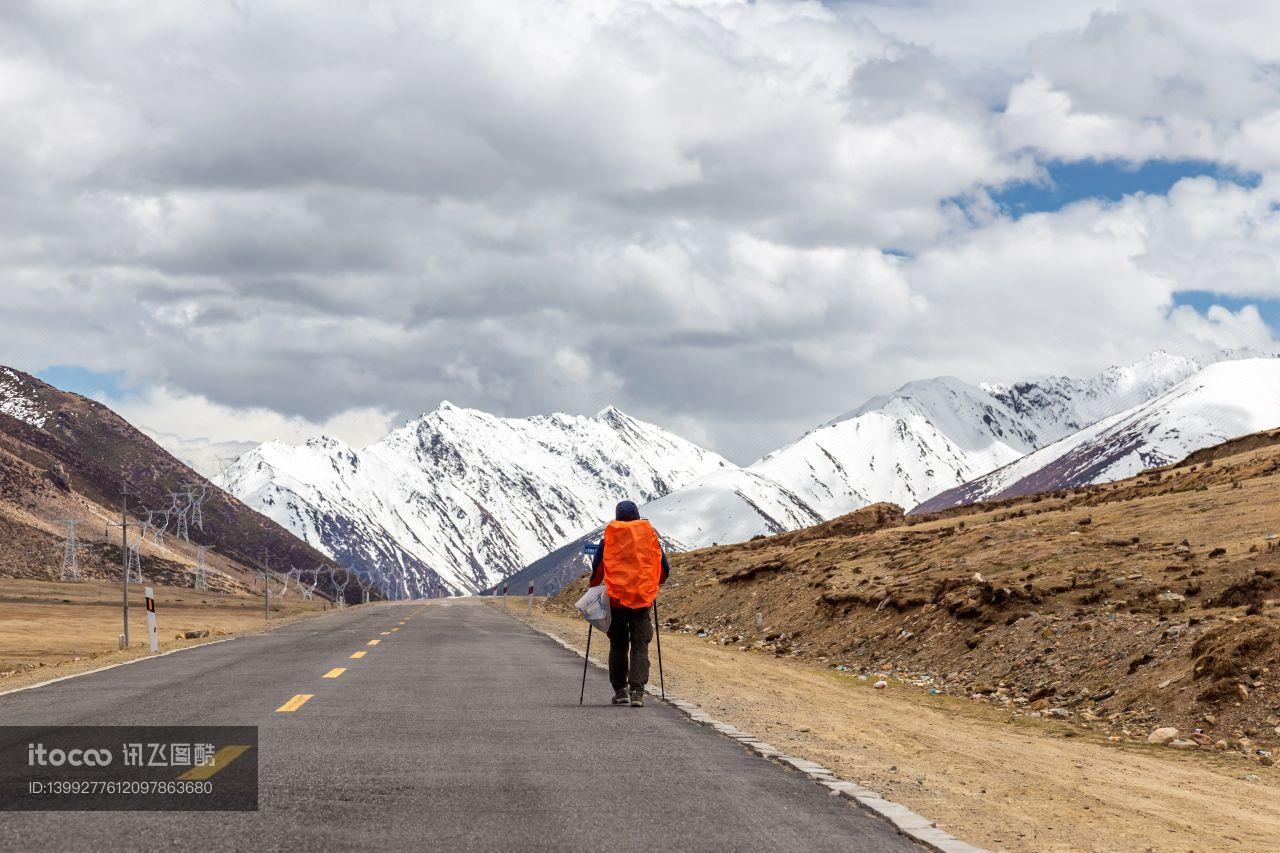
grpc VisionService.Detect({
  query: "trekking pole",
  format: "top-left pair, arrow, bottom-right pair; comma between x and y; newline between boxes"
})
653,600 -> 665,700
579,624 -> 593,706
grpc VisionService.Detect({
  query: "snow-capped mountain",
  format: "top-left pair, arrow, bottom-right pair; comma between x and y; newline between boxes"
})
755,376 -> 1040,514
220,348 -> 1273,599
217,403 -> 730,597
982,350 -> 1202,446
641,468 -> 823,547
627,352 -> 1206,552
914,357 -> 1280,512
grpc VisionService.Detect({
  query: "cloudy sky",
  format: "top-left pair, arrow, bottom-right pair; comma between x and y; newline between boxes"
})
3,0 -> 1279,473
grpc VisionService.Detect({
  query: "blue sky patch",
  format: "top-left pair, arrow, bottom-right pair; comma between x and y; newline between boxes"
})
1173,291 -> 1280,335
36,365 -> 130,399
991,159 -> 1261,218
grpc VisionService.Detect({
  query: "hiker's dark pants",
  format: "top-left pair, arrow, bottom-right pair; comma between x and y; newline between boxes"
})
607,604 -> 653,690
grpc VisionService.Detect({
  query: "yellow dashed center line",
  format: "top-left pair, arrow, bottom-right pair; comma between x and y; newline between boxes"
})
322,667 -> 347,679
391,627 -> 399,632
380,631 -> 391,636
276,694 -> 313,713
177,745 -> 252,780
350,651 -> 367,659
367,639 -> 380,646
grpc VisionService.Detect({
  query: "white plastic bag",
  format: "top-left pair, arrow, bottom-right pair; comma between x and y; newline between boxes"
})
574,584 -> 611,632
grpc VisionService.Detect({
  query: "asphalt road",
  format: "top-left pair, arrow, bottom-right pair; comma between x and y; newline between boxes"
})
0,599 -> 919,852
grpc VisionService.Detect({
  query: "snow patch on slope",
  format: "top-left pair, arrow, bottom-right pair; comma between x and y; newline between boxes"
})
642,469 -> 823,550
0,368 -> 50,428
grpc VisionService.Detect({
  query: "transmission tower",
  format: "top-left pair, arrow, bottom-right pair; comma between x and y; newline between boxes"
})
139,506 -> 166,546
57,520 -> 81,581
148,508 -> 166,546
168,492 -> 190,542
126,539 -> 144,584
301,567 -> 322,601
194,545 -> 212,592
185,483 -> 207,533
332,567 -> 350,608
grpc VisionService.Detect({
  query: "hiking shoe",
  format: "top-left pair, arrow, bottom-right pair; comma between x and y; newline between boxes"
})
611,688 -> 630,705
629,688 -> 645,707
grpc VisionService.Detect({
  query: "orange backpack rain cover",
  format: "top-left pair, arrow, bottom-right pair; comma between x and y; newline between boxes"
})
602,519 -> 663,609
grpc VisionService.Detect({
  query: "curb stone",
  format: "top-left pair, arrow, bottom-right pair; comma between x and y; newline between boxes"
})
531,622 -> 987,853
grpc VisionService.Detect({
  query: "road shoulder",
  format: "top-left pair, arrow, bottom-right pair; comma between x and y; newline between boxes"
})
514,600 -> 1280,852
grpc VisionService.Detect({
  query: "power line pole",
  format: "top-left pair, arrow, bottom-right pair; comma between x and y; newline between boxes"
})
263,549 -> 270,622
121,480 -> 130,648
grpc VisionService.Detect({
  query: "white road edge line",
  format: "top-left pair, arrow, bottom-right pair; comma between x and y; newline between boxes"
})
0,636 -> 241,698
525,617 -> 988,853
0,602 -> 397,699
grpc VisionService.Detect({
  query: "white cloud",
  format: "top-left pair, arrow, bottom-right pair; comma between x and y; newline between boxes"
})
1001,2 -> 1280,167
0,0 -> 1278,465
892,177 -> 1280,382
1134,176 -> 1280,298
106,387 -> 397,476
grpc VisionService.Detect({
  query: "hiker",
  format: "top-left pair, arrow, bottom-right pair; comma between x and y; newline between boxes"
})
588,500 -> 669,707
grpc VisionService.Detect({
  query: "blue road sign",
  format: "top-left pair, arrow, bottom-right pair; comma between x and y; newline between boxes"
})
582,542 -> 601,557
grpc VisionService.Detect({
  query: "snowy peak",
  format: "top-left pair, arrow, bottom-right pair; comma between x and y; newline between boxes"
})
222,348 -> 1278,599
219,404 -> 728,597
622,350 -> 1256,555
916,356 -> 1280,512
983,351 -> 1202,445
385,404 -> 727,500
749,375 -> 1037,519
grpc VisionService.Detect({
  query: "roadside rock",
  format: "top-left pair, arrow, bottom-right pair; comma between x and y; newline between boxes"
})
1148,727 -> 1180,745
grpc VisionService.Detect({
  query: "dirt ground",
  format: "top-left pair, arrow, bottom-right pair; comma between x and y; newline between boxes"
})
0,578 -> 333,691
553,434 -> 1280,756
520,604 -> 1280,853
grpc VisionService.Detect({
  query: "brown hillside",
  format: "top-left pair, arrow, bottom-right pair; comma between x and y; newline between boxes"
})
557,428 -> 1280,752
0,367 -> 357,600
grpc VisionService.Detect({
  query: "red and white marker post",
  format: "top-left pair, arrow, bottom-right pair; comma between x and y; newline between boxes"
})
144,586 -> 159,653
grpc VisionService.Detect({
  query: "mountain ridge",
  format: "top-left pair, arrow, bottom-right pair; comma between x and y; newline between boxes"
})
914,357 -> 1280,512
218,403 -> 731,597
0,366 -> 346,597
501,350 -> 1277,596
220,349 -> 1278,598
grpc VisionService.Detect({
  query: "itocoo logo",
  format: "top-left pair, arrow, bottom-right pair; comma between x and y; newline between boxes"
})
28,743 -> 113,767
